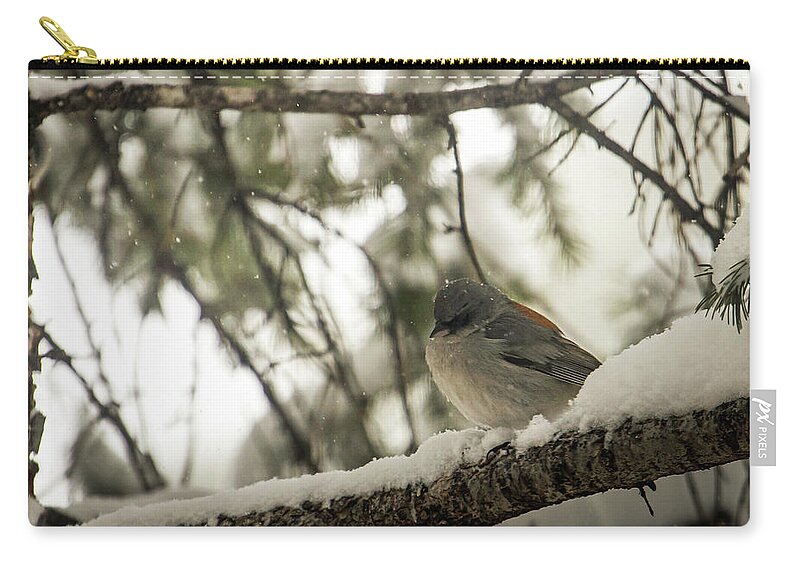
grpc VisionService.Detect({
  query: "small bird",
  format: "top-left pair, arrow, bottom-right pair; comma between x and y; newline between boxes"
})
425,278 -> 601,429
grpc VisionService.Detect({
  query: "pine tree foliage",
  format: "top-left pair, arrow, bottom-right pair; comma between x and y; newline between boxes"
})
695,259 -> 750,332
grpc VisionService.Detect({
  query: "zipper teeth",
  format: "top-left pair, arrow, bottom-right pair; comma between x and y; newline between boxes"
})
55,57 -> 748,68
34,19 -> 748,69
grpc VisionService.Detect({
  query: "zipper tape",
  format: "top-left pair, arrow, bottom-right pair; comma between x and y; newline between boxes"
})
29,57 -> 751,70
33,17 -> 749,70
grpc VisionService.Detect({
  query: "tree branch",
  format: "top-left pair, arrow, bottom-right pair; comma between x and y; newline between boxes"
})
542,95 -> 726,245
32,322 -> 165,492
635,77 -> 701,207
90,397 -> 747,526
726,145 -> 750,178
28,162 -> 44,496
29,71 -> 634,127
248,191 -> 422,451
203,112 -> 374,445
445,118 -> 488,283
83,116 -> 321,473
672,71 -> 750,123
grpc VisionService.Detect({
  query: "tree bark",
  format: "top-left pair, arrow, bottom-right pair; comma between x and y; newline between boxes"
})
103,397 -> 745,526
28,71 -> 634,127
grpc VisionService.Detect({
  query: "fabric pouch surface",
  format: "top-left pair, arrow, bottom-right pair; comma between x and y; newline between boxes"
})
28,26 -> 751,526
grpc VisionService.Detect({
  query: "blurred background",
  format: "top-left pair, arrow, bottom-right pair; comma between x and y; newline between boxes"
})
28,67 -> 749,524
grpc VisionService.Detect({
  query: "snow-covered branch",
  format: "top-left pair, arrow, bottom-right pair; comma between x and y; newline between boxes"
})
86,397 -> 747,526
81,239 -> 750,526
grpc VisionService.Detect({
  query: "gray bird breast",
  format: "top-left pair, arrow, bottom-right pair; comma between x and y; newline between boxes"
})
425,328 -> 580,429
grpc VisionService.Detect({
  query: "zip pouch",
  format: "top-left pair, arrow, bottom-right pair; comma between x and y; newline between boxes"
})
28,17 -> 751,526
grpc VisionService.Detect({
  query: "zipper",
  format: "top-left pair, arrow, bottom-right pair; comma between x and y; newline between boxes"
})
38,17 -> 99,65
32,16 -> 749,70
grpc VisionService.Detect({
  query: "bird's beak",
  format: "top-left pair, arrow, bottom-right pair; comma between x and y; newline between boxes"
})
430,322 -> 450,338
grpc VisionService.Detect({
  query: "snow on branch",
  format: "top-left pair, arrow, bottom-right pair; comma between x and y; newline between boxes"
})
84,290 -> 748,526
87,397 -> 747,526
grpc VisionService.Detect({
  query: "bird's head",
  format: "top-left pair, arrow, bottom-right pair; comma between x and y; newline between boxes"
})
430,278 -> 507,338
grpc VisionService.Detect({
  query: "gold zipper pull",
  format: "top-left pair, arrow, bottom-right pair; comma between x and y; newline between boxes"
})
39,16 -> 99,64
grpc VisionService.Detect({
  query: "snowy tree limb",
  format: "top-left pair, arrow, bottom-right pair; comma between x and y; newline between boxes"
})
220,398 -> 747,526
91,397 -> 746,526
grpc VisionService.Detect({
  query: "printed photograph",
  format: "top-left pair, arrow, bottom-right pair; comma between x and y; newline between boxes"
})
28,65 -> 750,525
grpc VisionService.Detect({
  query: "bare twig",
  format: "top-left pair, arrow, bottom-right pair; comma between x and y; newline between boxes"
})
547,133 -> 581,177
637,484 -> 656,517
90,397 -> 749,526
636,77 -> 701,208
531,74 -> 630,171
202,309 -> 318,471
85,115 -> 320,473
169,168 -> 194,230
691,95 -> 707,199
249,192 -> 421,451
202,109 -> 381,458
131,321 -> 153,460
673,71 -> 750,123
365,257 -> 421,452
33,322 -> 164,491
722,144 -> 750,185
525,127 -> 576,163
289,238 -> 380,449
684,472 -> 707,522
541,95 -> 725,245
444,118 -> 488,283
712,465 -> 723,523
735,461 -> 750,525
716,70 -> 739,226
45,208 -> 114,393
42,209 -> 166,491
180,324 -> 200,486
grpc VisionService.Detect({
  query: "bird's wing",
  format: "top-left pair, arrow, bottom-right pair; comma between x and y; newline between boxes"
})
484,310 -> 601,387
